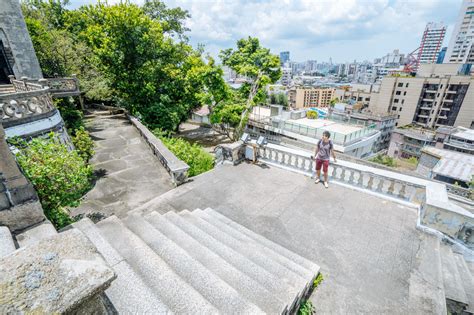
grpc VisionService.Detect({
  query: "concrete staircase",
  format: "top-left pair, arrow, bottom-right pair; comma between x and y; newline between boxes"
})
409,234 -> 474,314
73,207 -> 320,314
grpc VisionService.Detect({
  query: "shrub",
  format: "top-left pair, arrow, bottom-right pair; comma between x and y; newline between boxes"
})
72,127 -> 95,162
307,110 -> 318,119
313,273 -> 324,289
369,154 -> 397,167
16,134 -> 93,229
298,300 -> 315,315
55,98 -> 84,133
154,131 -> 214,177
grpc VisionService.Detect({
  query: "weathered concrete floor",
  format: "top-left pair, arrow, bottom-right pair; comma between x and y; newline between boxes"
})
139,162 -> 422,314
71,110 -> 174,218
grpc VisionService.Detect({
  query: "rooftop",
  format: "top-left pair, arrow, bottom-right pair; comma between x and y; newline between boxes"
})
422,147 -> 474,183
136,162 -> 423,313
288,118 -> 364,135
452,128 -> 474,142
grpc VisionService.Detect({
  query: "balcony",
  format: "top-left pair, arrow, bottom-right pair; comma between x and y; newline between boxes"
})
446,90 -> 457,94
422,98 -> 435,102
425,89 -> 437,93
443,99 -> 454,103
417,114 -> 429,118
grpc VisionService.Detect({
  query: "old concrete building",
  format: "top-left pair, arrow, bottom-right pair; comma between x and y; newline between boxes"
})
369,64 -> 474,129
0,0 -> 43,81
288,87 -> 335,108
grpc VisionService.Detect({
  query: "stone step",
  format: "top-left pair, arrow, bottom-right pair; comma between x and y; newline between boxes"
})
123,213 -> 262,314
181,209 -> 309,294
96,216 -> 218,314
72,218 -> 170,314
408,234 -> 447,314
440,244 -> 469,311
0,226 -> 16,257
453,253 -> 474,313
145,211 -> 288,314
195,208 -> 316,285
204,207 -> 320,276
16,221 -> 57,247
162,211 -> 299,312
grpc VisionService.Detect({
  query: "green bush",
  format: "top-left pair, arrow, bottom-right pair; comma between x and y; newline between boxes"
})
369,154 -> 397,167
313,273 -> 324,289
406,156 -> 418,165
72,127 -> 95,162
16,134 -> 93,229
55,98 -> 84,133
306,110 -> 318,119
154,131 -> 214,177
298,300 -> 315,315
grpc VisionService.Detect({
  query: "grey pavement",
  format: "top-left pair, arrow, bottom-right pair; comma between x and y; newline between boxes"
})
141,161 -> 422,314
71,110 -> 174,218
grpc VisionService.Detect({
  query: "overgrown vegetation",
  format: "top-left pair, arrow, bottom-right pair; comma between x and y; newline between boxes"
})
306,110 -> 318,119
298,274 -> 324,315
15,134 -> 93,229
369,154 -> 398,167
298,300 -> 315,315
269,92 -> 288,107
154,130 -> 214,177
72,127 -> 94,162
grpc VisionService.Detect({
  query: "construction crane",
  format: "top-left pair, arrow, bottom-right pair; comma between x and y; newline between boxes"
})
403,47 -> 421,74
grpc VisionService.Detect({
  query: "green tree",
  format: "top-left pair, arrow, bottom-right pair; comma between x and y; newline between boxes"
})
143,0 -> 190,41
218,37 -> 281,140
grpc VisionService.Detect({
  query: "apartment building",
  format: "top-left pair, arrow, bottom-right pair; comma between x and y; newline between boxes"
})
445,0 -> 474,64
288,87 -> 335,108
334,84 -> 377,109
369,64 -> 474,129
417,22 -> 446,65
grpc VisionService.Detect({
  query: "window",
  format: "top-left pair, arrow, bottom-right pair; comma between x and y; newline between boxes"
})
397,115 -> 400,119
401,99 -> 405,104
398,82 -> 403,87
392,106 -> 397,111
406,83 -> 409,87
395,122 -> 398,127
399,108 -> 402,112
394,99 -> 399,103
396,91 -> 401,95
404,91 -> 407,96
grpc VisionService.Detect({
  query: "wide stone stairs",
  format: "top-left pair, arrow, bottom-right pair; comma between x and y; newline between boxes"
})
70,207 -> 321,314
409,233 -> 474,314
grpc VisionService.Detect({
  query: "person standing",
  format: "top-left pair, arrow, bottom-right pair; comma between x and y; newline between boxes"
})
313,131 -> 337,188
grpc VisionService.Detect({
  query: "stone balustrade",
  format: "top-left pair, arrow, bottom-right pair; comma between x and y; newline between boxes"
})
9,75 -> 81,97
0,87 -> 55,124
128,116 -> 189,186
258,144 -> 425,204
446,184 -> 473,200
255,142 -> 474,249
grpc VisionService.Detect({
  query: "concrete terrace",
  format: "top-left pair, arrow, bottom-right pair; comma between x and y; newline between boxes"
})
135,162 -> 422,314
71,110 -> 174,218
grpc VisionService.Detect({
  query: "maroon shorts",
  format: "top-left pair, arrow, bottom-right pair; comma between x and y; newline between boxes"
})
315,159 -> 329,173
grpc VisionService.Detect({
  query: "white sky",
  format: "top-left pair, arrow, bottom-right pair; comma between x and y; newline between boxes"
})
68,0 -> 463,63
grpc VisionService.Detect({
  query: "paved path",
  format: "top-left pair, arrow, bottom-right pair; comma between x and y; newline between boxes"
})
137,162 -> 422,314
71,110 -> 174,218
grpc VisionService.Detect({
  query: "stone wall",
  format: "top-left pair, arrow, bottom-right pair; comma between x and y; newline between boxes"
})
0,125 -> 45,232
0,0 -> 43,79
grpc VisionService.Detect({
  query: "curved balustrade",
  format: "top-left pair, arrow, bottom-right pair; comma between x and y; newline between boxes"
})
0,88 -> 55,123
259,145 -> 424,203
446,184 -> 472,200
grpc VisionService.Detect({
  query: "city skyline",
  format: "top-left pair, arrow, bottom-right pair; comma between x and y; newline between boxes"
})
70,0 -> 463,63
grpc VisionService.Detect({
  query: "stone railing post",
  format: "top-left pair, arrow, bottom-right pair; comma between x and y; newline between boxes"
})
0,229 -> 116,313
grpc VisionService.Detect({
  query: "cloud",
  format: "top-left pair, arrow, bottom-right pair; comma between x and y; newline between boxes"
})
68,0 -> 463,62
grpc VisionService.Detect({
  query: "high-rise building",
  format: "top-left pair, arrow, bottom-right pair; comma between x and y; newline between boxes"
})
368,64 -> 474,129
280,51 -> 290,65
445,0 -> 474,64
417,22 -> 446,65
437,47 -> 447,64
